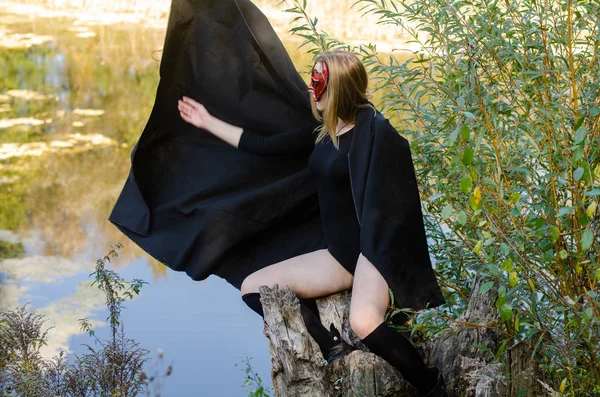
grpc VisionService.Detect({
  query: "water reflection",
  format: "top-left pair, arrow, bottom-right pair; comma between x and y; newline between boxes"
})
0,2 -> 413,394
0,6 -> 275,395
0,1 -> 172,368
0,255 -> 105,357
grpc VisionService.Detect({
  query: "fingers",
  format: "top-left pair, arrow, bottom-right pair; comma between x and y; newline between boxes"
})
178,100 -> 195,125
178,100 -> 194,114
182,96 -> 201,110
180,111 -> 191,123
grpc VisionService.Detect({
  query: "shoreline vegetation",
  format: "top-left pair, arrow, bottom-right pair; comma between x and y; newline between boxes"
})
0,0 -> 418,53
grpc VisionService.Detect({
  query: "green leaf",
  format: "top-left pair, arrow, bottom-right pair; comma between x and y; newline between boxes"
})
549,226 -> 560,243
484,237 -> 496,246
474,240 -> 483,254
574,126 -> 587,144
448,127 -> 459,146
508,271 -> 518,288
480,281 -> 494,293
590,107 -> 600,117
574,167 -> 584,181
496,298 -> 506,312
462,146 -> 474,165
458,210 -> 467,225
460,175 -> 473,194
558,207 -> 576,217
559,250 -> 568,259
582,307 -> 593,323
464,111 -> 475,119
441,204 -> 453,220
498,285 -> 506,297
574,115 -> 585,132
500,303 -> 513,321
581,228 -> 594,251
459,125 -> 470,141
585,188 -> 600,197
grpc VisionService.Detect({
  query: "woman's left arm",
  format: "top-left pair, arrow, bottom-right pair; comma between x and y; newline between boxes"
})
179,96 -> 316,155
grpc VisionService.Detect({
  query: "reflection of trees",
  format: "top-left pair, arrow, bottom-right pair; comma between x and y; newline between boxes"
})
2,17 -> 162,146
11,0 -> 409,44
0,18 -> 167,276
0,8 -> 411,284
0,173 -> 27,231
0,255 -> 107,358
57,22 -> 163,146
19,147 -> 142,262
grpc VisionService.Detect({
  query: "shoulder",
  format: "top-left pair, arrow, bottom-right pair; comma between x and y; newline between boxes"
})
372,110 -> 409,148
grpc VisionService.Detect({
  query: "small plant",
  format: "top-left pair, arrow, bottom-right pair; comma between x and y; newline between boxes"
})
141,348 -> 174,397
237,355 -> 272,397
80,242 -> 148,344
0,244 -> 168,396
0,305 -> 54,396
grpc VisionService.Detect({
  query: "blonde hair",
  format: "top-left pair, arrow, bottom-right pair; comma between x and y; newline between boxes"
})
310,51 -> 373,148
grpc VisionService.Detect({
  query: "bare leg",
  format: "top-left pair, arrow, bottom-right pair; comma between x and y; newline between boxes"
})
240,248 -> 353,298
350,254 -> 443,395
349,253 -> 389,339
241,249 -> 354,362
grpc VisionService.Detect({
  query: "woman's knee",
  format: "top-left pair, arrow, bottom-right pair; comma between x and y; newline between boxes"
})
240,273 -> 262,295
241,268 -> 290,295
349,306 -> 385,339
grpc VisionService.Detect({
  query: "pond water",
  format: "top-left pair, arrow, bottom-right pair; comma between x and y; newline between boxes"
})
0,8 -> 274,396
0,4 -> 411,395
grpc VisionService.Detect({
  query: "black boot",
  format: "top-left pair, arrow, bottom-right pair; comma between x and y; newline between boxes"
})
241,293 -> 355,363
325,323 -> 357,364
361,322 -> 448,396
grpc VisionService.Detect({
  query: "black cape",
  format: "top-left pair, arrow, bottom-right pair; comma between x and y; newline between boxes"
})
109,0 -> 445,311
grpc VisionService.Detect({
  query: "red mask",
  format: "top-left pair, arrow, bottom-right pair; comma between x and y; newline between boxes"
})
308,62 -> 329,102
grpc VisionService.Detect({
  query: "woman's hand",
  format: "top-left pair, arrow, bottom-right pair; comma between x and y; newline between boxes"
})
178,96 -> 213,130
177,96 -> 243,148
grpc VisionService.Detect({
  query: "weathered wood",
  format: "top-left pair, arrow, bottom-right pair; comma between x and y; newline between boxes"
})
259,275 -> 541,397
259,286 -> 414,396
429,276 -> 502,396
259,286 -> 329,397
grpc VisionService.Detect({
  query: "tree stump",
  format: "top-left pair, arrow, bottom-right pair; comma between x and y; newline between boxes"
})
258,275 -> 540,397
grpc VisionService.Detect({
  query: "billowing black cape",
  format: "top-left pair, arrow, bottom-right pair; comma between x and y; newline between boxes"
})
109,0 -> 445,311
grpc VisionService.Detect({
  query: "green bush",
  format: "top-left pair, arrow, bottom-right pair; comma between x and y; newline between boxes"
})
282,0 -> 600,394
0,245 -> 169,397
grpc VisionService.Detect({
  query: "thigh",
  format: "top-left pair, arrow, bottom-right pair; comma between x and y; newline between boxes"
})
350,254 -> 390,319
241,249 -> 354,299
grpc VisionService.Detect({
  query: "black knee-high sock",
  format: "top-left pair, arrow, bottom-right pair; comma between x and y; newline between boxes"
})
361,322 -> 437,394
297,297 -> 336,356
241,293 -> 335,357
242,292 -> 264,317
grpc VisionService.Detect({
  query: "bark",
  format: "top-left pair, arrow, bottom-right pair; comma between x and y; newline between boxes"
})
258,275 -> 542,397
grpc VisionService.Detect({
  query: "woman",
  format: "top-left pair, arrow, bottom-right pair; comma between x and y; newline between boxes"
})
177,50 -> 448,397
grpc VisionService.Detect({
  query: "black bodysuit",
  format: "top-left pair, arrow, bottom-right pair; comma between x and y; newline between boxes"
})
308,130 -> 361,273
239,126 -> 361,273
